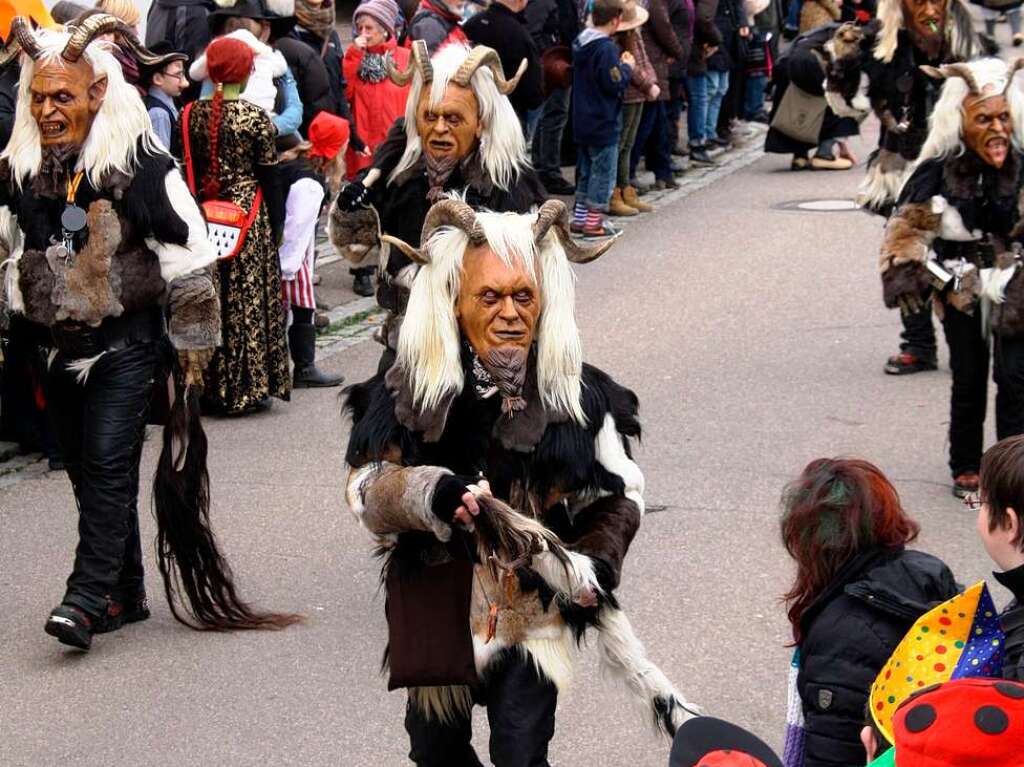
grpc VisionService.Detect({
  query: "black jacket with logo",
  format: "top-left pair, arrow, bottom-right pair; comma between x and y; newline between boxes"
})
797,547 -> 958,767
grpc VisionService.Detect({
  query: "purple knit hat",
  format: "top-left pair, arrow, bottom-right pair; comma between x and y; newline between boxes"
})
354,0 -> 399,37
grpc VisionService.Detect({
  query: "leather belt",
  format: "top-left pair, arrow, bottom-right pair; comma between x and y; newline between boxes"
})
51,306 -> 166,360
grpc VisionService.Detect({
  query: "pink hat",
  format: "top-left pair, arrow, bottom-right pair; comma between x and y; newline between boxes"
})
354,0 -> 399,38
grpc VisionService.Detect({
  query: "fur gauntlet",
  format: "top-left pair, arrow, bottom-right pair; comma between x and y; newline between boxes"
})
990,265 -> 1024,339
328,198 -> 379,267
346,462 -> 455,542
167,265 -> 221,350
880,201 -> 942,310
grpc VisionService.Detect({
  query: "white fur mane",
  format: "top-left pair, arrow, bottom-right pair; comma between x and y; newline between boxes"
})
2,29 -> 163,189
395,206 -> 586,425
389,43 -> 529,190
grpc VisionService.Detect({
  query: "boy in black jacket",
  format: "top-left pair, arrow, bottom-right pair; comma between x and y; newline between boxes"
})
571,0 -> 634,239
976,436 -> 1024,682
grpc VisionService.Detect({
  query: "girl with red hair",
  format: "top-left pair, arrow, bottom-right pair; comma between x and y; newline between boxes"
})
779,458 -> 957,767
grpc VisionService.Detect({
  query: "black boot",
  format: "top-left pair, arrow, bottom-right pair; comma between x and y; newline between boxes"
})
351,267 -> 375,297
289,323 -> 345,388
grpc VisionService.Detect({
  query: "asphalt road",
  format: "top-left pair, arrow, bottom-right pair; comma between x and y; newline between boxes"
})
0,128 -> 1006,767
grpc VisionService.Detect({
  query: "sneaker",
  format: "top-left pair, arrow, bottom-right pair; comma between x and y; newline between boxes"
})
654,177 -> 680,190
746,110 -> 770,124
884,352 -> 938,375
671,145 -> 689,157
539,173 -> 576,196
953,472 -> 980,499
570,220 -> 585,235
689,147 -> 717,166
709,137 -> 731,149
45,604 -> 95,650
581,220 -> 620,239
95,596 -> 151,635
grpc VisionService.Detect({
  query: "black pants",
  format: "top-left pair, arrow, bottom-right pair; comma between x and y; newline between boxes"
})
405,652 -> 558,767
47,342 -> 159,616
900,303 -> 937,358
942,306 -> 1024,476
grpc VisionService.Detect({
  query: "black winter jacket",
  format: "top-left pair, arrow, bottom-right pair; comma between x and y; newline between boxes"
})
274,36 -> 339,137
995,565 -> 1024,682
797,547 -> 958,767
463,4 -> 544,117
289,26 -> 362,148
687,0 -> 721,75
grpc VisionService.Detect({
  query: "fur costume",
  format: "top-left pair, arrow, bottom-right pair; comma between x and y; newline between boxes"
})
823,0 -> 992,214
343,200 -> 696,747
881,59 -> 1024,326
0,15 -> 297,636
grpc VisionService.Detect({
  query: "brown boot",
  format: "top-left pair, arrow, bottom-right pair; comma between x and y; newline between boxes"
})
608,187 -> 639,217
622,185 -> 653,212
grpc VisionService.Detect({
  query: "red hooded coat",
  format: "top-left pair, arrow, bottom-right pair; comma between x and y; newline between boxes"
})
343,38 -> 411,178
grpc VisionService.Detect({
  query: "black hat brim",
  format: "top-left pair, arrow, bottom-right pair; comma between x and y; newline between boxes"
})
670,718 -> 783,767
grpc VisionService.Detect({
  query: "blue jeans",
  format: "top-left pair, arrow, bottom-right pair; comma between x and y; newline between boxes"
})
743,74 -> 768,118
706,69 -> 730,141
685,74 -> 710,147
532,87 -> 571,177
575,142 -> 619,210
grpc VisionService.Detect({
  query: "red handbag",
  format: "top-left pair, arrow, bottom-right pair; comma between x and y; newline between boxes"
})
181,101 -> 262,261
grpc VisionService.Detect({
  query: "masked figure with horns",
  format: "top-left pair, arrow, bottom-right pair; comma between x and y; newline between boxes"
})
0,16 -> 299,651
329,41 -> 547,328
344,198 -> 696,766
823,0 -> 991,376
879,58 -> 1024,498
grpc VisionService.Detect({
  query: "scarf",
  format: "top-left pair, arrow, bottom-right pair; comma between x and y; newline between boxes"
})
472,348 -> 528,418
358,50 -> 389,83
295,0 -> 336,41
425,153 -> 459,202
782,648 -> 806,767
33,144 -> 78,198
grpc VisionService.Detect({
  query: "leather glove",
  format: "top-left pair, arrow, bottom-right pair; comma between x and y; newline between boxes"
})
338,181 -> 371,212
431,474 -> 477,523
177,348 -> 214,388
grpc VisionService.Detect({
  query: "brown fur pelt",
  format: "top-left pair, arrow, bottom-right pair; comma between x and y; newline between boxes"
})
168,265 -> 222,350
328,199 -> 379,266
946,266 -> 981,315
880,201 -> 941,273
54,200 -> 124,326
882,261 -> 933,309
993,269 -> 1024,339
18,248 -> 59,327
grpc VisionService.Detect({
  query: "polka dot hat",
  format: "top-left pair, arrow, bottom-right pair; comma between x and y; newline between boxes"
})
869,582 -> 1005,744
866,678 -> 1024,767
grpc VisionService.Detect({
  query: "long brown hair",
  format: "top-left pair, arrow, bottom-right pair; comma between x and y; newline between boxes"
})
780,458 -> 920,643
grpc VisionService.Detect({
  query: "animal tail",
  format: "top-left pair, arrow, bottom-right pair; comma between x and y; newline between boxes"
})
596,606 -> 701,737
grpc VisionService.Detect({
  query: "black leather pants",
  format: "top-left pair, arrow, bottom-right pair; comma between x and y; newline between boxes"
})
404,651 -> 558,767
47,341 -> 159,617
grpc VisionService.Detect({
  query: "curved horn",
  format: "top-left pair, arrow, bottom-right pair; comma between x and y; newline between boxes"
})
451,46 -> 526,95
62,13 -> 162,64
421,198 -> 486,245
9,17 -> 41,61
388,39 -> 432,86
381,234 -> 430,265
0,38 -> 23,68
920,63 -> 981,94
532,199 -> 617,264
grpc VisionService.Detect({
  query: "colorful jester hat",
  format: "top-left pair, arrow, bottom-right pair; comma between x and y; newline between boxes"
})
869,582 -> 1005,744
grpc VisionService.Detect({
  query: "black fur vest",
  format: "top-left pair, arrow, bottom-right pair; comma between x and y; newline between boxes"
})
2,143 -> 189,328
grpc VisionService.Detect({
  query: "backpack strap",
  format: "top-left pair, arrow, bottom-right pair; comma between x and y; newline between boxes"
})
181,100 -> 197,196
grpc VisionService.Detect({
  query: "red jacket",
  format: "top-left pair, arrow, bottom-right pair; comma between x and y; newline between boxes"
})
343,39 -> 411,178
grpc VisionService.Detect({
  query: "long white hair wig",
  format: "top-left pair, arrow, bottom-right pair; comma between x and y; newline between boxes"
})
396,206 -> 586,426
389,43 -> 529,191
909,58 -> 1024,175
874,0 -> 979,64
2,28 -> 162,189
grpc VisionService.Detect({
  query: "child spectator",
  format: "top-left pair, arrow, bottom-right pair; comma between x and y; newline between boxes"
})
780,458 -> 958,767
571,0 -> 635,239
612,2 -> 658,216
138,42 -> 189,150
975,435 -> 1024,681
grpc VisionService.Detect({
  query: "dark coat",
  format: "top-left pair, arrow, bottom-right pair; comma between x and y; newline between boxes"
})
708,0 -> 743,71
687,0 -> 722,75
668,0 -> 695,80
995,564 -> 1024,682
641,0 -> 685,99
274,35 -> 337,137
408,0 -> 468,53
463,3 -> 545,117
571,30 -> 632,146
797,547 -> 958,767
289,26 -> 363,148
524,0 -> 561,50
145,0 -> 214,61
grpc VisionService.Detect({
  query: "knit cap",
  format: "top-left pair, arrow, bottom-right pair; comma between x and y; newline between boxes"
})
354,0 -> 399,38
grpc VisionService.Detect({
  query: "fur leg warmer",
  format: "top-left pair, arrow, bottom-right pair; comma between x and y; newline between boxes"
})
167,265 -> 221,350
